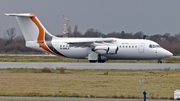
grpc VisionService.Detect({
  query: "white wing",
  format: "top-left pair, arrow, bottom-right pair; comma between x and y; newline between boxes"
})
65,38 -> 115,44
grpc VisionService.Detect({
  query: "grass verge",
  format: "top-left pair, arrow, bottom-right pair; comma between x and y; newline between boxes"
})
0,68 -> 179,99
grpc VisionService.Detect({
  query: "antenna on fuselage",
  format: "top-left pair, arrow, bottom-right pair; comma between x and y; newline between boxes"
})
63,15 -> 69,37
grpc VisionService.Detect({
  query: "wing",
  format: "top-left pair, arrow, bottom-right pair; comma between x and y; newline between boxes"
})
65,38 -> 115,44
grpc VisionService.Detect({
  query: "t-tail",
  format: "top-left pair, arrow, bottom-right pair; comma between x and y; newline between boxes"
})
5,13 -> 58,54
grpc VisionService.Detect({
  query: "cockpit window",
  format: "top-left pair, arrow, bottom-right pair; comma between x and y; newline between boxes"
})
156,45 -> 161,48
149,44 -> 161,48
149,44 -> 152,48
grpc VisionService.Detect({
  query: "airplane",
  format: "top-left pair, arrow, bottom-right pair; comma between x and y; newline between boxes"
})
5,13 -> 173,63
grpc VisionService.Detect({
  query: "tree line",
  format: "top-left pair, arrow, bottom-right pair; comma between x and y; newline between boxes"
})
1,27 -> 180,55
0,27 -> 42,54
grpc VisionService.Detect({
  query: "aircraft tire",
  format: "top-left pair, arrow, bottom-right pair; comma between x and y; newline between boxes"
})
98,60 -> 106,63
89,60 -> 97,63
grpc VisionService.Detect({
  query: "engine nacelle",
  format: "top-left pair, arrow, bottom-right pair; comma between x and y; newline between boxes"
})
107,46 -> 119,54
93,46 -> 108,54
93,45 -> 118,54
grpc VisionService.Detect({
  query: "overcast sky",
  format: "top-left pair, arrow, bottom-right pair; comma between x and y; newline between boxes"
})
1,0 -> 180,37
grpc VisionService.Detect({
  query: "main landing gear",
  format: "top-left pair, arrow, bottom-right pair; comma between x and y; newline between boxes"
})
89,60 -> 106,63
157,60 -> 162,63
89,60 -> 97,63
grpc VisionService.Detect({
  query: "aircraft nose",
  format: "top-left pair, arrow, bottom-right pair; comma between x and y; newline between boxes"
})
169,51 -> 173,56
164,49 -> 173,57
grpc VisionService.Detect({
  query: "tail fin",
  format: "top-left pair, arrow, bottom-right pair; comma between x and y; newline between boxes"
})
5,13 -> 62,55
5,13 -> 53,43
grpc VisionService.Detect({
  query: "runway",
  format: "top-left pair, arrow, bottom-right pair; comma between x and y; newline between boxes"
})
0,62 -> 179,70
0,96 -> 173,101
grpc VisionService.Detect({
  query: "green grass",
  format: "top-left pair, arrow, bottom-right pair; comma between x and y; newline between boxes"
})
0,56 -> 179,63
0,68 -> 179,99
0,56 -> 88,62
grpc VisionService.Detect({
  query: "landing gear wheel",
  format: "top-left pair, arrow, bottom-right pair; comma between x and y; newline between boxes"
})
157,60 -> 162,63
98,60 -> 106,63
97,54 -> 106,63
89,60 -> 97,63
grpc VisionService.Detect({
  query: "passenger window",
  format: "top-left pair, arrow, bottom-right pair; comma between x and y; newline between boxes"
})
60,45 -> 62,49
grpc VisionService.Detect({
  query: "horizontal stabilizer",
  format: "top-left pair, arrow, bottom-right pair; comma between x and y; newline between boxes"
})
5,13 -> 35,17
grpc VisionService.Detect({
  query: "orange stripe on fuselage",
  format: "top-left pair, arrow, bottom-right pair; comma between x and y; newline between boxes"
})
30,14 -> 53,54
39,43 -> 52,53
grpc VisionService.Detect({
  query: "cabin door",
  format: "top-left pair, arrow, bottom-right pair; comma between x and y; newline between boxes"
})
138,43 -> 144,53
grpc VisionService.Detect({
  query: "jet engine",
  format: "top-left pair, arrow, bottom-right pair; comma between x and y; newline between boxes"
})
92,45 -> 118,54
107,45 -> 119,54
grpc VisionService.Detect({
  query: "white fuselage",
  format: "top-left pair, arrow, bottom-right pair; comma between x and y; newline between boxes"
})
27,37 -> 172,60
